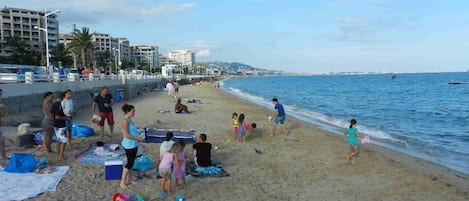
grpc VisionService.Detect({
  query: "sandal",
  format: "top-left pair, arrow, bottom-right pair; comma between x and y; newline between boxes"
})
160,192 -> 167,199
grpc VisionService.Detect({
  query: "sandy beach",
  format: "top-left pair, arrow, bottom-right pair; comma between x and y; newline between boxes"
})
2,81 -> 467,201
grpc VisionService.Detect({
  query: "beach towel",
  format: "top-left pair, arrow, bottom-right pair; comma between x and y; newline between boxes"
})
76,143 -> 145,164
144,128 -> 196,144
187,161 -> 230,178
0,166 -> 69,201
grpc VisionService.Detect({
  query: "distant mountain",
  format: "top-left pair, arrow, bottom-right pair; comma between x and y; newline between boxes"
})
196,61 -> 260,73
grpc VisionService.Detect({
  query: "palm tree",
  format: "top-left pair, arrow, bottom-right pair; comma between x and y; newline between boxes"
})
68,27 -> 94,68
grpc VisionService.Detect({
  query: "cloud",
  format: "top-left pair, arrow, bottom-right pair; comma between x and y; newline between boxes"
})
196,49 -> 211,57
1,0 -> 197,24
158,41 -> 216,57
329,16 -> 381,43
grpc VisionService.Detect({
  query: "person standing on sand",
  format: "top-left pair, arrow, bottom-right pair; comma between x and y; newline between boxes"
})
120,104 -> 145,189
61,89 -> 74,146
237,113 -> 247,142
0,89 -> 7,160
166,81 -> 174,96
271,98 -> 286,136
50,92 -> 70,160
231,113 -> 238,141
344,119 -> 361,164
92,87 -> 114,138
160,132 -> 175,160
42,91 -> 54,153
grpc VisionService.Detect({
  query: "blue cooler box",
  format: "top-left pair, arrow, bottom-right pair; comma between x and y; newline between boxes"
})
105,159 -> 123,180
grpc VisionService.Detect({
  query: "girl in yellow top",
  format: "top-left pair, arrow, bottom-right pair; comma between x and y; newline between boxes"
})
231,113 -> 238,140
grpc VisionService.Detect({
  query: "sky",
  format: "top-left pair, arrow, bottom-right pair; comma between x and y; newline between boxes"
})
1,0 -> 469,73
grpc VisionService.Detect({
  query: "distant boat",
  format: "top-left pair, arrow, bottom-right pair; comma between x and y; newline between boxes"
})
448,80 -> 469,84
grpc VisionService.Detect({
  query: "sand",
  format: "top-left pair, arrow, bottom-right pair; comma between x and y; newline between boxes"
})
2,81 -> 467,201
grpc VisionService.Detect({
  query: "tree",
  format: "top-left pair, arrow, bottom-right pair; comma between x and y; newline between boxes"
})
51,43 -> 73,67
68,27 -> 94,68
1,36 -> 40,65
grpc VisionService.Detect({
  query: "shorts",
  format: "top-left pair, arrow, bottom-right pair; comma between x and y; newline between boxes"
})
159,168 -> 172,177
232,127 -> 238,132
273,116 -> 285,125
98,112 -> 114,127
54,127 -> 68,143
66,116 -> 73,132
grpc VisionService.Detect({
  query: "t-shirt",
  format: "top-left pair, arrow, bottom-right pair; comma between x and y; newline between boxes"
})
51,100 -> 66,128
275,103 -> 285,117
94,94 -> 113,113
160,140 -> 176,158
193,142 -> 212,167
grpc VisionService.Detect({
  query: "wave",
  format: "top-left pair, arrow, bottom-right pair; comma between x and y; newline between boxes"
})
222,84 -> 404,145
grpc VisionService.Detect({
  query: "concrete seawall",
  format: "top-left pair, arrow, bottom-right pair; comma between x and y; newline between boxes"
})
0,78 -> 167,127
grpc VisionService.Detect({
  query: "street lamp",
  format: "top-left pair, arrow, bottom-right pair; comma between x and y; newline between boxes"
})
112,47 -> 120,75
34,9 -> 60,69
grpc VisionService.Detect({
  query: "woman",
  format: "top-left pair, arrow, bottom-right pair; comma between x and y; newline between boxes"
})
42,92 -> 54,153
120,104 -> 144,189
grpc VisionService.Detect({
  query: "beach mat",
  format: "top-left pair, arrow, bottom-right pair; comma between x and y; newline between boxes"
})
76,143 -> 145,164
187,161 -> 230,178
0,166 -> 69,201
144,128 -> 196,144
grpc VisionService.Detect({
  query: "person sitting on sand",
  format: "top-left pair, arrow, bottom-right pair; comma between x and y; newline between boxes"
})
193,134 -> 212,167
175,98 -> 191,113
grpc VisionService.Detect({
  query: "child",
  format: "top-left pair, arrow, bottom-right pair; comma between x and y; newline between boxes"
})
344,119 -> 360,164
237,113 -> 246,142
173,140 -> 187,187
231,113 -> 238,140
159,143 -> 178,198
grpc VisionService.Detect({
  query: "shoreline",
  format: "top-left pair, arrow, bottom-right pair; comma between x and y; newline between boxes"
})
219,83 -> 469,193
219,84 -> 469,191
2,81 -> 467,200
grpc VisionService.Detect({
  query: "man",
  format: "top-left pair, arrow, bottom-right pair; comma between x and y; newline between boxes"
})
165,81 -> 174,96
159,132 -> 175,160
51,92 -> 70,160
61,89 -> 74,145
92,87 -> 114,138
58,61 -> 65,80
0,89 -> 7,160
271,98 -> 286,136
192,134 -> 212,167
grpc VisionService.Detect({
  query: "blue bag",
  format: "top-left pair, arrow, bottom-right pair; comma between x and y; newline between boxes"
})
72,123 -> 94,137
4,153 -> 37,173
132,154 -> 153,172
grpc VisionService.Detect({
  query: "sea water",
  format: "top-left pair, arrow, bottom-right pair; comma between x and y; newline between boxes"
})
220,72 -> 469,174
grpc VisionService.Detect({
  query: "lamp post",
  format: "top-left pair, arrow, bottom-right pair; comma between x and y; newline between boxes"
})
112,47 -> 120,75
35,9 -> 60,69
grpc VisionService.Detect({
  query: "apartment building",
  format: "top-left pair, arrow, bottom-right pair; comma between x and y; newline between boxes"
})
168,50 -> 195,73
0,7 -> 59,57
131,45 -> 158,71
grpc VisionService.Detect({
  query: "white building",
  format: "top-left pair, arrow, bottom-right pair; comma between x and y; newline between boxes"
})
168,50 -> 195,73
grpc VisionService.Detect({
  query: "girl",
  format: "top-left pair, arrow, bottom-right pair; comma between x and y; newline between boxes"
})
344,119 -> 360,164
237,113 -> 246,142
231,113 -> 238,140
173,140 -> 187,187
159,143 -> 178,198
120,104 -> 145,189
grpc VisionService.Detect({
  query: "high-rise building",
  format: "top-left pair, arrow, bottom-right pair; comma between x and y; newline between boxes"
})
131,45 -> 158,71
0,7 -> 59,59
168,50 -> 195,73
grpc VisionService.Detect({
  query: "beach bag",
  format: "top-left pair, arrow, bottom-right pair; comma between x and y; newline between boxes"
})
132,154 -> 153,172
361,136 -> 371,144
72,123 -> 94,137
4,153 -> 37,173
